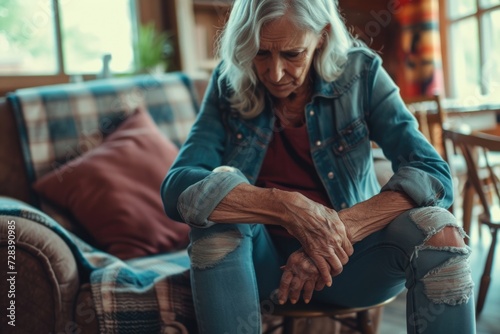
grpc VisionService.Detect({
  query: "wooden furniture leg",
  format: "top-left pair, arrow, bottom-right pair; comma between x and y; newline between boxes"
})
283,316 -> 295,334
462,180 -> 475,245
476,226 -> 498,317
356,310 -> 375,334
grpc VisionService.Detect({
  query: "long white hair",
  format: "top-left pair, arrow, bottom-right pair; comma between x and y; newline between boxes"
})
217,0 -> 361,119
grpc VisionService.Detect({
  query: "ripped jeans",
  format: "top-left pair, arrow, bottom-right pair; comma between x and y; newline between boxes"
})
188,207 -> 476,334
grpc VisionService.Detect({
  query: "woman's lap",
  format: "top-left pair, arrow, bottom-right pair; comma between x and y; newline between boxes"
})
188,207 -> 475,333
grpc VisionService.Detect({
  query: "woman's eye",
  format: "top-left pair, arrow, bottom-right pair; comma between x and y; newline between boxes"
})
256,50 -> 268,57
285,51 -> 303,58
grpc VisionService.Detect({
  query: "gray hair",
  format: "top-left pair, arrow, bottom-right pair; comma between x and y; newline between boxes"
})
216,0 -> 361,119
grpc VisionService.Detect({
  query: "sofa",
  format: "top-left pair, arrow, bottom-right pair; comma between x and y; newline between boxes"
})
0,72 -> 392,334
0,72 -> 217,334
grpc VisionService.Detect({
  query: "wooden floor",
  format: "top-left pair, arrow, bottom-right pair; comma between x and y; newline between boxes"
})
379,206 -> 500,334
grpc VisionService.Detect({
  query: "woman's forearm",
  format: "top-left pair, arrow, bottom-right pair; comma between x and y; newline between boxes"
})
338,191 -> 416,243
208,183 -> 285,225
209,183 -> 353,284
210,185 -> 415,245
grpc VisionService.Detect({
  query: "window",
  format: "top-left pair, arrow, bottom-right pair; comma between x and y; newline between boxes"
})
0,0 -> 59,74
0,0 -> 137,76
443,0 -> 500,106
60,0 -> 136,74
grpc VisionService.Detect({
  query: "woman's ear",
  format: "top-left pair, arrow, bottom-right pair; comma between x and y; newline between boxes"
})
317,24 -> 331,50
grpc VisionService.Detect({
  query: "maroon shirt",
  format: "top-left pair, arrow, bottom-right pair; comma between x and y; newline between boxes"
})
255,119 -> 332,238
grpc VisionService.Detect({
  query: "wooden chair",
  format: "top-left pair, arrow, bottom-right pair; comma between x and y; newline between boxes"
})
265,296 -> 396,334
404,95 -> 449,160
443,127 -> 500,317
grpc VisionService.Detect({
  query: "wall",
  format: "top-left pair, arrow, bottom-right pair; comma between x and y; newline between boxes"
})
339,0 -> 402,79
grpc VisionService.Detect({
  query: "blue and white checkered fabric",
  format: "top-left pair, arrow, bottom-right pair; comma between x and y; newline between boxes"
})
7,72 -> 200,185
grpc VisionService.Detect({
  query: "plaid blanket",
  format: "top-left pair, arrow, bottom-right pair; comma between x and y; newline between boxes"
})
0,197 -> 197,334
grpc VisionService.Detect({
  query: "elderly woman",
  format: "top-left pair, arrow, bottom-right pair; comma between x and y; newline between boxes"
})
162,0 -> 475,333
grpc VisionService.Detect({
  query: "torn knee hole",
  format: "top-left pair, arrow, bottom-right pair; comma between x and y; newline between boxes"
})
410,207 -> 467,247
411,208 -> 473,305
425,226 -> 466,248
421,255 -> 474,305
190,230 -> 242,270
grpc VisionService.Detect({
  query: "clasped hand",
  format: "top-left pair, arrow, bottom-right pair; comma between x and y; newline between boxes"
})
278,192 -> 353,304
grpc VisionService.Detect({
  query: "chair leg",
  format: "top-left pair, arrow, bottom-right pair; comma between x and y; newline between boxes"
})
356,310 -> 375,334
476,227 -> 498,317
462,181 -> 475,245
283,316 -> 295,334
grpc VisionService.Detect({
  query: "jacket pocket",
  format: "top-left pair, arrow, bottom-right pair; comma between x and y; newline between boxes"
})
331,118 -> 369,155
222,117 -> 258,172
331,118 -> 373,183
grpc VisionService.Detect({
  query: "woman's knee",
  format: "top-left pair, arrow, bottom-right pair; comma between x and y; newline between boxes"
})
388,206 -> 465,248
408,207 -> 465,244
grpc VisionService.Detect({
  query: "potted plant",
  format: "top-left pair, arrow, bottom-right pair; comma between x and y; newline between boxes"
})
135,23 -> 173,74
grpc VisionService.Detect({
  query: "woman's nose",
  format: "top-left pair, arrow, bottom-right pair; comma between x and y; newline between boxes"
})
268,57 -> 285,83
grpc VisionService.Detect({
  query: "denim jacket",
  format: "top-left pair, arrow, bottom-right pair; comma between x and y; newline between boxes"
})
161,48 -> 452,228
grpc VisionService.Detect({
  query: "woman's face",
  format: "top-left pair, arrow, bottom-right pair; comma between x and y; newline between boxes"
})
253,15 -> 325,99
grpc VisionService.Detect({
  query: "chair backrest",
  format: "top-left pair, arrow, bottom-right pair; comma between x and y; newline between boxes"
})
443,128 -> 500,219
404,94 -> 448,160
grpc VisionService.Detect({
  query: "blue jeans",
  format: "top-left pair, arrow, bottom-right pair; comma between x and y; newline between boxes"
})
188,207 -> 476,334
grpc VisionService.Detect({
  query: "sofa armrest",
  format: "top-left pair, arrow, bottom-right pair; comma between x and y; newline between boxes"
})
0,215 -> 80,333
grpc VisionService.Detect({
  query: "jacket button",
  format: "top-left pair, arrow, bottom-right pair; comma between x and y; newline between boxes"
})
236,133 -> 243,140
338,145 -> 344,152
341,202 -> 347,209
315,140 -> 322,147
328,172 -> 334,179
309,110 -> 315,116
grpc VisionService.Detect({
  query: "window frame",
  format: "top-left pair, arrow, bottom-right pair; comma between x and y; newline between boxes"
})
440,0 -> 500,100
0,0 -> 143,96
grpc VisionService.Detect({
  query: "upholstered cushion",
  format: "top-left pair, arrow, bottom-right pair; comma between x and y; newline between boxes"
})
33,108 -> 190,259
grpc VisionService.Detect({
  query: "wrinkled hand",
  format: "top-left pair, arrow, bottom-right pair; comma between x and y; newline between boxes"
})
278,248 -> 326,304
279,191 -> 354,286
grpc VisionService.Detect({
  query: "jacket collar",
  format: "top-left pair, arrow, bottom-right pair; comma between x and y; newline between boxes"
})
312,69 -> 337,99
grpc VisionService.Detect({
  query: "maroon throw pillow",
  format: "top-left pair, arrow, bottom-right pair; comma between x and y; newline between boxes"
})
33,107 -> 190,260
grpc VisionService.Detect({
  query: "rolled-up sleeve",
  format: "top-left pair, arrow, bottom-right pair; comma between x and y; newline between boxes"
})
161,63 -> 247,225
381,166 -> 446,207
177,167 -> 249,228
